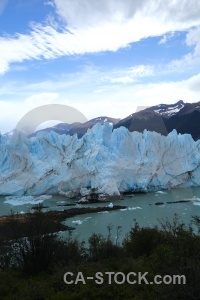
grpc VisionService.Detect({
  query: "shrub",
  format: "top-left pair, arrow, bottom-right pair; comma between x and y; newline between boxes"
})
122,220 -> 165,258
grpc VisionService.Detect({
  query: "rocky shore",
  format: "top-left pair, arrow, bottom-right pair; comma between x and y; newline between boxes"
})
0,205 -> 127,240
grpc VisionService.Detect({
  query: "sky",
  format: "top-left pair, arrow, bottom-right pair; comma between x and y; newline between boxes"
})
0,0 -> 200,133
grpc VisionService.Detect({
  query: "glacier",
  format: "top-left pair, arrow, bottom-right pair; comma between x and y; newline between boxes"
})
0,122 -> 200,198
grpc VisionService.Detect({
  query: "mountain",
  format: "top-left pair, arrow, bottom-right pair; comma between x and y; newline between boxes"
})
148,100 -> 186,117
0,123 -> 200,197
31,117 -> 120,138
30,100 -> 200,141
29,122 -> 81,137
67,116 -> 120,137
114,100 -> 200,140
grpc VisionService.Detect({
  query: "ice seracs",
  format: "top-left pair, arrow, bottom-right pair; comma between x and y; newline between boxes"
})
0,122 -> 200,198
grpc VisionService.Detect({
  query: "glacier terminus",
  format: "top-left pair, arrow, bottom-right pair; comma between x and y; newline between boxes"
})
0,122 -> 200,198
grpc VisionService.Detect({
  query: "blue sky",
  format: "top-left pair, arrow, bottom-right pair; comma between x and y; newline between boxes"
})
0,0 -> 200,132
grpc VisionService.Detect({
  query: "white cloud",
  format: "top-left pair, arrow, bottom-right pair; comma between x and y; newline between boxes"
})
127,65 -> 154,77
158,32 -> 175,44
185,26 -> 200,58
53,0 -> 200,29
52,72 -> 200,119
159,35 -> 168,45
170,26 -> 200,67
44,1 -> 54,7
129,77 -> 200,105
1,72 -> 200,133
0,59 -> 9,74
187,73 -> 200,91
0,93 -> 60,133
108,77 -> 136,84
1,0 -> 200,74
101,65 -> 154,84
69,75 -> 200,120
25,92 -> 60,107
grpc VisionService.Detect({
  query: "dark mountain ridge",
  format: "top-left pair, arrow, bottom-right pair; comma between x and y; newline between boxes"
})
114,100 -> 200,140
31,100 -> 200,140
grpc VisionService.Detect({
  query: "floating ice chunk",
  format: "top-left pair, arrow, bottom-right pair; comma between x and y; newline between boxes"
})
6,195 -> 34,201
83,217 -> 92,220
35,195 -> 52,200
77,197 -> 89,204
72,220 -> 83,225
108,202 -> 113,208
5,196 -> 44,206
128,206 -> 142,210
192,196 -> 200,201
183,196 -> 200,201
156,191 -> 167,194
193,202 -> 200,206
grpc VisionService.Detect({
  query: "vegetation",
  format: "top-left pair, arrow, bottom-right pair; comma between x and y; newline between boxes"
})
0,210 -> 200,299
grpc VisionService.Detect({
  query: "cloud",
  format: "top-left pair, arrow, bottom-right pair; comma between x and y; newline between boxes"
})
1,0 -> 200,74
101,65 -> 154,84
170,26 -> 200,67
130,76 -> 200,105
185,26 -> 200,58
1,71 -> 200,133
0,93 -> 60,133
158,32 -> 175,44
53,0 -> 200,29
25,92 -> 60,107
44,1 -> 54,7
68,74 -> 200,120
0,59 -> 9,74
187,73 -> 200,91
108,77 -> 136,84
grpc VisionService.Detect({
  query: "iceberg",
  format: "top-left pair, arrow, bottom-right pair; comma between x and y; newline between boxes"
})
4,196 -> 44,206
0,123 -> 200,197
72,220 -> 83,225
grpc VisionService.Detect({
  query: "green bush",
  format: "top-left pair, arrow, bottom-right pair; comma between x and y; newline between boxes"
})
0,208 -> 84,275
122,220 -> 165,258
0,212 -> 200,299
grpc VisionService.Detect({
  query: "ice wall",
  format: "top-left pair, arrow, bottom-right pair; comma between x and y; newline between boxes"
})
0,123 -> 199,197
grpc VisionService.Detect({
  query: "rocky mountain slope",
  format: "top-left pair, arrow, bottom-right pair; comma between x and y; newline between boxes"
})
114,100 -> 200,140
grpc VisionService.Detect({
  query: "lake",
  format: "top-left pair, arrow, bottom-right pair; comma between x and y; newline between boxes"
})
1,186 -> 200,243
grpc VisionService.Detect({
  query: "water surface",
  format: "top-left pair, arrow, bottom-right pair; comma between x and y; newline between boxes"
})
1,187 -> 200,242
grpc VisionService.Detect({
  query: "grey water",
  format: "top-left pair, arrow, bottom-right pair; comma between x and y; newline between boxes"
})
1,187 -> 200,242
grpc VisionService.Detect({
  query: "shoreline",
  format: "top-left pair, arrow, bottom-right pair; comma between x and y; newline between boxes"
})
0,205 -> 127,240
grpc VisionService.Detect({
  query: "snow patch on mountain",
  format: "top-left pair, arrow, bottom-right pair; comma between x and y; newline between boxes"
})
154,103 -> 185,116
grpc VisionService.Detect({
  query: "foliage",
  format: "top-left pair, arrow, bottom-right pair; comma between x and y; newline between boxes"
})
0,212 -> 200,299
